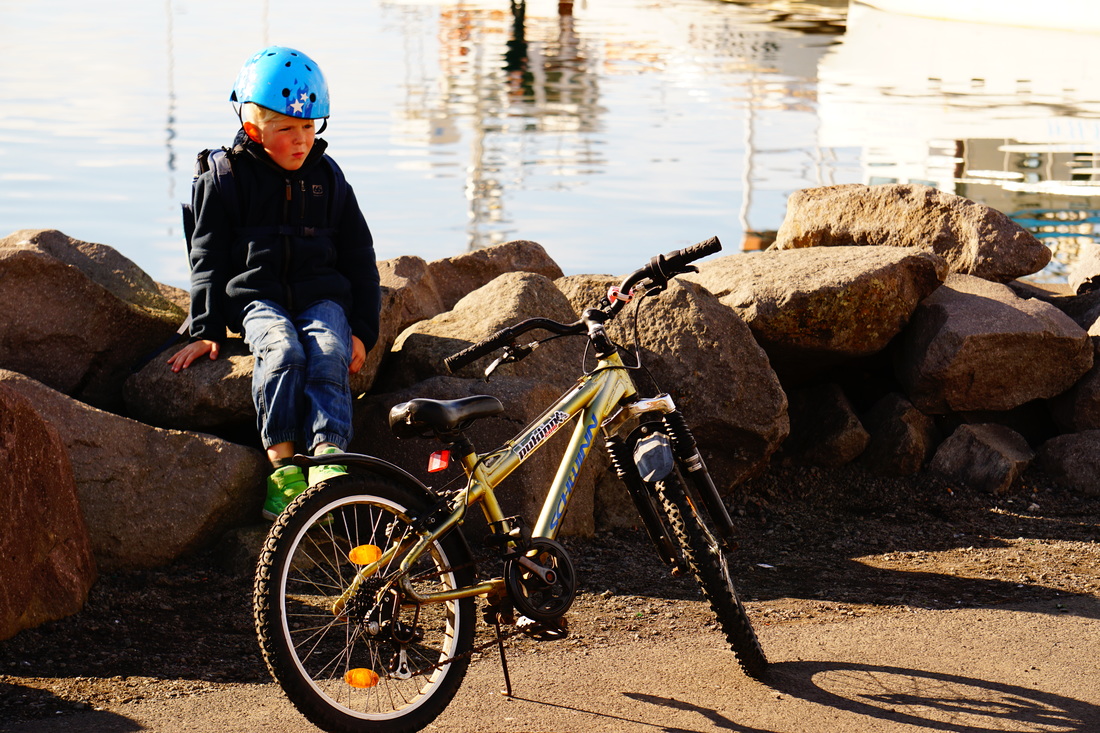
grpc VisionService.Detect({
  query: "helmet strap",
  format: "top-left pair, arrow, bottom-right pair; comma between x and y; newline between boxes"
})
316,119 -> 328,135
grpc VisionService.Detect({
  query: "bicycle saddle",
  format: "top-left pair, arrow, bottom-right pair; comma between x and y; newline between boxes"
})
389,395 -> 505,439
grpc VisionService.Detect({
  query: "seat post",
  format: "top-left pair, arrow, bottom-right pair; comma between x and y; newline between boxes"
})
443,432 -> 476,462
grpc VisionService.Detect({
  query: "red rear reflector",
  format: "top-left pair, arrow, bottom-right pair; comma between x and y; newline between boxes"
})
428,450 -> 450,472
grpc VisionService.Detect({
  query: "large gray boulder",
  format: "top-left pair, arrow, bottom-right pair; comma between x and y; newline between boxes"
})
626,278 -> 788,485
557,274 -> 789,488
0,229 -> 184,411
773,184 -> 1051,282
382,272 -> 582,392
782,383 -> 868,468
125,337 -> 255,433
0,384 -> 97,640
357,245 -> 558,394
858,393 -> 939,476
426,240 -> 564,310
351,375 -> 604,538
683,246 -> 945,378
1039,431 -> 1100,497
894,274 -> 1093,414
929,423 -> 1033,494
0,369 -> 269,570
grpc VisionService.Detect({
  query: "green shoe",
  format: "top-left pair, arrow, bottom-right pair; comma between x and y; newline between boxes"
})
309,445 -> 348,488
263,465 -> 309,521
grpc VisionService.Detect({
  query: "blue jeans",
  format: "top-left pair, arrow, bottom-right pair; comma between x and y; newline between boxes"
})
241,299 -> 353,452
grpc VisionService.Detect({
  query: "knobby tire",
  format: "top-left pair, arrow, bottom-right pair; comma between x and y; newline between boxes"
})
656,469 -> 768,679
253,473 -> 476,733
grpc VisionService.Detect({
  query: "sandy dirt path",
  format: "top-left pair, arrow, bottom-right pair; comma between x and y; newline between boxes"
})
7,595 -> 1098,733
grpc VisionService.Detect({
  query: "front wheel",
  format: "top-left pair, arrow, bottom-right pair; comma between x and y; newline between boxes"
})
656,468 -> 768,679
253,473 -> 476,733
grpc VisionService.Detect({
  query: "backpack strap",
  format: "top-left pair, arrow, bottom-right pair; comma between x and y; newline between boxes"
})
182,149 -> 349,250
181,147 -> 237,256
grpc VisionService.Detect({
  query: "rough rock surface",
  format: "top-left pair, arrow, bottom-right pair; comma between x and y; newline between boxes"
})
0,370 -> 269,570
426,239 -> 564,310
0,229 -> 184,410
0,384 -> 96,641
894,274 -> 1093,414
782,382 -> 868,468
858,392 -> 938,476
773,184 -> 1051,282
124,338 -> 256,434
1067,240 -> 1100,295
929,423 -> 1034,495
557,274 -> 789,486
683,245 -> 946,377
382,272 -> 582,392
1038,430 -> 1100,497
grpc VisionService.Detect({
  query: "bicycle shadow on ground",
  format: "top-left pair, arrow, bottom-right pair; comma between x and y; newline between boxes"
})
622,660 -> 1100,733
765,660 -> 1100,732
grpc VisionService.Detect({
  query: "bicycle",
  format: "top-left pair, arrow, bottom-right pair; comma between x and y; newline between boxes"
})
253,236 -> 768,733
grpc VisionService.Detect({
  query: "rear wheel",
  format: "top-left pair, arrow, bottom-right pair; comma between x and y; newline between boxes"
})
656,468 -> 768,679
254,473 -> 476,733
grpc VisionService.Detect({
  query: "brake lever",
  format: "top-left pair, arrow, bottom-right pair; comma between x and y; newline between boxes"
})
643,264 -> 699,297
483,341 -> 537,380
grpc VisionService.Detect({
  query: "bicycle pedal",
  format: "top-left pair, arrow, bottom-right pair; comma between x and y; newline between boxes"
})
517,615 -> 569,641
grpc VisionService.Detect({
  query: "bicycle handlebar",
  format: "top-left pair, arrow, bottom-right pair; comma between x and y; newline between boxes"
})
443,236 -> 722,373
443,317 -> 585,373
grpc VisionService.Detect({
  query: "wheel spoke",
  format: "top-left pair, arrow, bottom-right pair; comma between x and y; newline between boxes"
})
254,474 -> 475,730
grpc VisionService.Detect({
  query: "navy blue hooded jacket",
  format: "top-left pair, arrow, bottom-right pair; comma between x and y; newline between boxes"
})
187,131 -> 381,348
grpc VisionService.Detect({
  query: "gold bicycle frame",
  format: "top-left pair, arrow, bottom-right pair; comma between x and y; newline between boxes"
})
340,349 -> 652,610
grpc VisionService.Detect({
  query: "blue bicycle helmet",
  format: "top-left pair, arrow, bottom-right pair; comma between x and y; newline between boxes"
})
230,46 -> 330,120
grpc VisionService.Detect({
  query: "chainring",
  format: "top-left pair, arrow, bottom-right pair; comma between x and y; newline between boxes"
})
504,537 -> 577,622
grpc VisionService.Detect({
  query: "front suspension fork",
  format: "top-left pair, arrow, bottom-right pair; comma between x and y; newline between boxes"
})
662,410 -> 738,548
605,435 -> 683,569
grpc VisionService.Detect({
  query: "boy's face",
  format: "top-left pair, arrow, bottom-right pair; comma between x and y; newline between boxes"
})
246,115 -> 316,171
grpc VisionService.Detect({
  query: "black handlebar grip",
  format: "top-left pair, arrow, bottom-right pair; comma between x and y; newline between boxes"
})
667,236 -> 721,269
443,326 -> 514,373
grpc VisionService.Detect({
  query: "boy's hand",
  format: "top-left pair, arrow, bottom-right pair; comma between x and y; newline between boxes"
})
167,340 -> 220,372
349,335 -> 366,375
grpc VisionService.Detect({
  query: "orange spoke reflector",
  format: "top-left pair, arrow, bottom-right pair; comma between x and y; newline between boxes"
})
349,544 -> 382,565
345,668 -> 380,688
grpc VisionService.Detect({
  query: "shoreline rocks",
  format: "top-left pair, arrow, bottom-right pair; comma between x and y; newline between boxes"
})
6,183 -> 1100,637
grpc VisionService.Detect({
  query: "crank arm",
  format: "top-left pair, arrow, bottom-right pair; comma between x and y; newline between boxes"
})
517,555 -> 556,585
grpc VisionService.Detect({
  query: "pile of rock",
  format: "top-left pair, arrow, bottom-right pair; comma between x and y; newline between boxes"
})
5,183 -> 1100,638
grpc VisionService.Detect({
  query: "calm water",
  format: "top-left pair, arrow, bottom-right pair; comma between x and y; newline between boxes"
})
2,0 -> 1098,289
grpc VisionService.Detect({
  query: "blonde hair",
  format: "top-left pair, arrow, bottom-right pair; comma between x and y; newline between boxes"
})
241,102 -> 289,128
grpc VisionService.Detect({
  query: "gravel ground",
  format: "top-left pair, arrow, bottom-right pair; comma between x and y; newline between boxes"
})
2,463 -> 1098,729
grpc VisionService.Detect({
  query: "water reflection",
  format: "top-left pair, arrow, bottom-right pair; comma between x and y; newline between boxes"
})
2,0 -> 1099,286
818,1 -> 1100,283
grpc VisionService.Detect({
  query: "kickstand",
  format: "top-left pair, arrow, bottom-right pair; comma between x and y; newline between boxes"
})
492,613 -> 513,697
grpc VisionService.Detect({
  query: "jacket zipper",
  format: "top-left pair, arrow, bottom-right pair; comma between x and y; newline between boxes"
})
283,179 -> 294,310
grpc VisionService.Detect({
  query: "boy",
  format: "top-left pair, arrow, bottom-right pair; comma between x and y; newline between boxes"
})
168,46 -> 381,520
